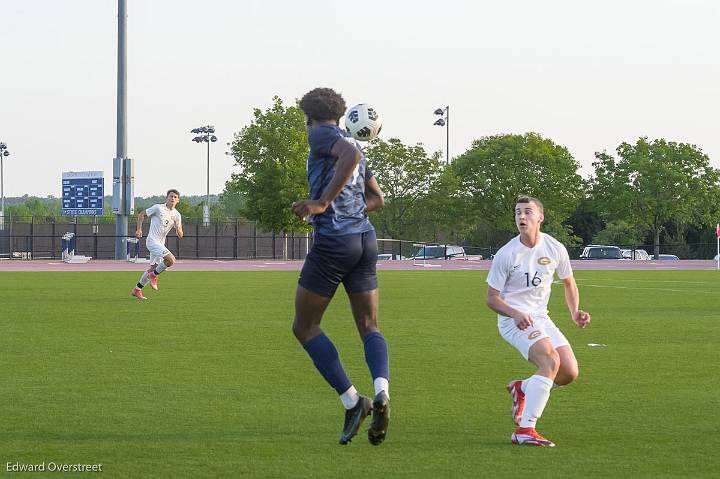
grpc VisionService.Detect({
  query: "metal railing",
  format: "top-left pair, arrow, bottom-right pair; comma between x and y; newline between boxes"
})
0,216 -> 717,261
0,217 -> 310,260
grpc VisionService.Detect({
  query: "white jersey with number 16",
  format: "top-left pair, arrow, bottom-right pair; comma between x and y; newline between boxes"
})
486,232 -> 572,318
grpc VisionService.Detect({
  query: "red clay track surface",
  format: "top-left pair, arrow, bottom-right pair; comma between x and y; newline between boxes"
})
0,259 -> 717,272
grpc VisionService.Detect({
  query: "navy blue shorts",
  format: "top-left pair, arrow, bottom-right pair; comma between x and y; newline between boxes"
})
298,230 -> 378,297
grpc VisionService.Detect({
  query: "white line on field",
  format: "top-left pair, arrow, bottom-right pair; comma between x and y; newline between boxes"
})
574,278 -> 717,285
570,282 -> 717,294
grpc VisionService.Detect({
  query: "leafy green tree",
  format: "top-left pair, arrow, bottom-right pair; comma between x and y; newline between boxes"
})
412,168 -> 471,243
6,196 -> 61,220
591,138 -> 720,258
662,224 -> 694,259
218,183 -> 246,219
450,132 -> 584,241
364,138 -> 444,239
566,198 -> 604,245
592,220 -> 644,246
225,96 -> 309,235
542,217 -> 583,247
672,221 -> 715,259
174,201 -> 203,220
463,218 -> 515,255
132,195 -> 224,224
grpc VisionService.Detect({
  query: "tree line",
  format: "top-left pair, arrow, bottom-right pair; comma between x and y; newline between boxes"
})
7,96 -> 720,258
223,97 -> 720,258
3,195 -> 226,224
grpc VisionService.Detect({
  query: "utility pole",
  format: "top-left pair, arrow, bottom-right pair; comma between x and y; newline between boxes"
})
113,0 -> 134,258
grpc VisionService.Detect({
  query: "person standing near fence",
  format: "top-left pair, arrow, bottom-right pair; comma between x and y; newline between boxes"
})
290,87 -> 390,446
131,189 -> 183,300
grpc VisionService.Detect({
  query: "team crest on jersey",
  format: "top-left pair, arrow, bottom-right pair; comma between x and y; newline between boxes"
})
537,256 -> 552,265
528,331 -> 542,340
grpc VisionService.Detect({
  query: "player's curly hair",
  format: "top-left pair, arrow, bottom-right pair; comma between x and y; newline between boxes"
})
166,189 -> 180,197
299,88 -> 346,124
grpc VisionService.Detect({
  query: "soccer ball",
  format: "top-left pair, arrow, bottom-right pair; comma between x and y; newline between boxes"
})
344,103 -> 382,142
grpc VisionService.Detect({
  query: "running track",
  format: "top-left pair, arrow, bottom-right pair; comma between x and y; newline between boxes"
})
0,259 -> 717,272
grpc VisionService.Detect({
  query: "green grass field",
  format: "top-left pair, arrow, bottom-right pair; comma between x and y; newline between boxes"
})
1,270 -> 718,478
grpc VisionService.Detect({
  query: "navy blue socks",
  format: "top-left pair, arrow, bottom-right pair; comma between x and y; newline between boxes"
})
363,331 -> 390,384
303,333 -> 352,395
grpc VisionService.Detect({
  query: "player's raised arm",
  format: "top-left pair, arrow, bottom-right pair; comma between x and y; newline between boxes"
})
562,276 -> 591,328
291,138 -> 361,220
364,175 -> 384,212
135,211 -> 146,238
320,138 -> 362,206
174,211 -> 184,239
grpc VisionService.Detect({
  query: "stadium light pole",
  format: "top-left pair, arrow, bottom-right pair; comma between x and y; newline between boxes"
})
0,142 -> 10,230
190,126 -> 218,226
113,0 -> 133,259
433,106 -> 449,164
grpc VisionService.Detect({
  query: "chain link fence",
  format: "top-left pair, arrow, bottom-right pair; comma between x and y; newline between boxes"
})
0,216 -> 310,260
0,216 -> 716,261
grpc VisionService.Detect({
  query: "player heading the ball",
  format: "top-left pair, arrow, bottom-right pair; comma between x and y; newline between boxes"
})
291,87 -> 390,446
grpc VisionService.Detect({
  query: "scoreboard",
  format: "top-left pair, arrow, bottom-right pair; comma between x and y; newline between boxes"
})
62,171 -> 104,216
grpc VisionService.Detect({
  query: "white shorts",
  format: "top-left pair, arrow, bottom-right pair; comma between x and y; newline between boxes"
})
498,314 -> 570,360
146,239 -> 171,265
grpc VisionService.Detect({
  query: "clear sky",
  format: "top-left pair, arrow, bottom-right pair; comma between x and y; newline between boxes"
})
1,0 -> 718,197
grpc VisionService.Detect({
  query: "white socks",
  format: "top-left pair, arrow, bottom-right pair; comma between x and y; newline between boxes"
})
340,386 -> 360,410
154,262 -> 168,274
520,376 -> 559,393
519,375 -> 554,429
138,272 -> 150,286
340,381 -> 389,410
374,377 -> 389,398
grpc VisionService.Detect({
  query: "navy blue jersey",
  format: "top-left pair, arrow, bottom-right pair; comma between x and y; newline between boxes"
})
307,125 -> 374,236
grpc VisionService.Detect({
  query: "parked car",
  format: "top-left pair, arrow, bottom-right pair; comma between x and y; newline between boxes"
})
377,253 -> 406,260
412,245 -> 467,260
620,248 -> 651,260
654,254 -> 680,261
579,245 -> 624,260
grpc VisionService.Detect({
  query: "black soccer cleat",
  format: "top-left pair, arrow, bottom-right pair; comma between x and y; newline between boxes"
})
339,396 -> 372,445
368,391 -> 390,446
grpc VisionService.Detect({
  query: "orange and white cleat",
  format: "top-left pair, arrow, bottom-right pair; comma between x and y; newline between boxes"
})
131,287 -> 147,300
148,271 -> 159,291
507,380 -> 525,425
511,427 -> 555,447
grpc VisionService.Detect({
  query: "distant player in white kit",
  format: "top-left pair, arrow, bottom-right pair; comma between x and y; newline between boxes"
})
486,195 -> 591,447
131,189 -> 184,300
